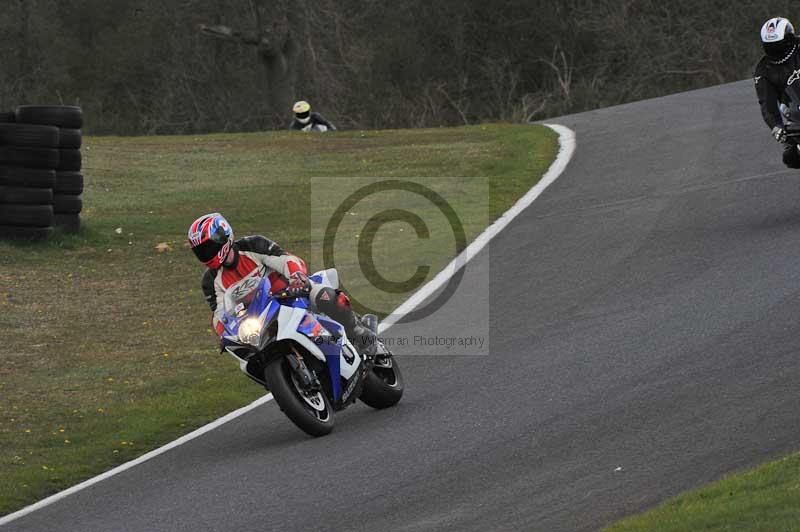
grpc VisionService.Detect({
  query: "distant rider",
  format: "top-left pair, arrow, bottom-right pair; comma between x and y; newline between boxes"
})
188,213 -> 375,357
289,100 -> 337,132
755,17 -> 800,168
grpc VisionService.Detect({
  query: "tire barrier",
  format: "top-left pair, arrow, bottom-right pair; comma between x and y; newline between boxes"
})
0,106 -> 84,239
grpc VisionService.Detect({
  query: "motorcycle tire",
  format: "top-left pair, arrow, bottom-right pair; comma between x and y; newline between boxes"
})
0,224 -> 53,240
359,355 -> 404,409
58,128 -> 82,149
55,172 -> 83,195
0,186 -> 53,205
53,194 -> 82,214
0,146 -> 60,169
0,204 -> 53,227
0,167 -> 56,188
264,355 -> 334,437
0,123 -> 60,147
57,149 -> 82,171
54,213 -> 80,233
16,105 -> 83,129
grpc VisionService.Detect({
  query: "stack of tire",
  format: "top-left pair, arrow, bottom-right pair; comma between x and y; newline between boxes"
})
0,105 -> 83,240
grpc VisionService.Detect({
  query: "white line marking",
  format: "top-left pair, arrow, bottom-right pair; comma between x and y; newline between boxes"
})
0,123 -> 576,526
0,395 -> 273,526
379,123 -> 576,332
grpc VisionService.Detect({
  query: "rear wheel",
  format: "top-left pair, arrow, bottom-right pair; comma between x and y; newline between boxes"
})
264,355 -> 334,437
359,354 -> 404,409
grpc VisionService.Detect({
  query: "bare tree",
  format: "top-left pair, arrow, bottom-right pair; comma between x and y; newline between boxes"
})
200,0 -> 307,127
3,0 -> 794,134
18,0 -> 31,100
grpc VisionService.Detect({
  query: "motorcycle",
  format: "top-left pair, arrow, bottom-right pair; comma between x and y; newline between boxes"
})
781,85 -> 800,144
218,268 -> 403,437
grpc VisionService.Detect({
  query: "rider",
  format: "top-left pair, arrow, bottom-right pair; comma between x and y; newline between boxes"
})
289,100 -> 337,132
755,17 -> 800,168
188,213 -> 375,357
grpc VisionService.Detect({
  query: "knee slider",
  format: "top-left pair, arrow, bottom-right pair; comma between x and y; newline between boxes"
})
314,286 -> 352,316
335,291 -> 351,311
314,286 -> 338,314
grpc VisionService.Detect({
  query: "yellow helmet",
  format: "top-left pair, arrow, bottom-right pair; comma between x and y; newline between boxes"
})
292,100 -> 311,114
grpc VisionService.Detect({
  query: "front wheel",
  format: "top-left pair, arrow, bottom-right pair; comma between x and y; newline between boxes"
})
359,355 -> 404,409
264,356 -> 334,437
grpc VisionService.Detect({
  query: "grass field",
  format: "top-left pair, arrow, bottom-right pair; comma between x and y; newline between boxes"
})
605,452 -> 800,531
0,124 -> 558,515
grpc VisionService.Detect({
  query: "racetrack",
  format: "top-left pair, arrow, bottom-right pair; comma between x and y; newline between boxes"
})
6,80 -> 800,531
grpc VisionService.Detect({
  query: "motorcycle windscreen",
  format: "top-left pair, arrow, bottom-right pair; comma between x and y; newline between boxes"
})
221,276 -> 273,337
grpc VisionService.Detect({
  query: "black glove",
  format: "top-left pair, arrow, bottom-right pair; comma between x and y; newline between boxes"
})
773,126 -> 787,143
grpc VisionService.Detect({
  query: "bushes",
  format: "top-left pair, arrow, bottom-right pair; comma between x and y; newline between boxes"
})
0,0 -> 792,133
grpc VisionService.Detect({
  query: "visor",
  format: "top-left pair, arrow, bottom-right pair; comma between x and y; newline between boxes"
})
191,239 -> 224,263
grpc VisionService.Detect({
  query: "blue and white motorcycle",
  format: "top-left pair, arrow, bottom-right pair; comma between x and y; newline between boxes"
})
219,269 -> 403,437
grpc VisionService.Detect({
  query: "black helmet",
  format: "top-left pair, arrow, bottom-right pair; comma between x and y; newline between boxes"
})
761,17 -> 797,62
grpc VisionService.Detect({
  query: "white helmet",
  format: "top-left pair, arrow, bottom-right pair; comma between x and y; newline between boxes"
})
292,100 -> 311,124
761,17 -> 796,62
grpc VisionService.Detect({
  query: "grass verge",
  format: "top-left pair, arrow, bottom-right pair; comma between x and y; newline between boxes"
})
605,452 -> 800,531
0,124 -> 558,515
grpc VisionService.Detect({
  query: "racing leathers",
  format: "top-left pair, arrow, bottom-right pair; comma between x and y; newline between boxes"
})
754,37 -> 800,168
289,112 -> 337,132
200,235 -> 375,357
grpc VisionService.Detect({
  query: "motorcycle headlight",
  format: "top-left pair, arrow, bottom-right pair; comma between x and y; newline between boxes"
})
237,318 -> 262,346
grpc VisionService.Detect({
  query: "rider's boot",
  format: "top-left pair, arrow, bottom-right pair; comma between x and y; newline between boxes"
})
314,287 -> 377,359
782,142 -> 800,168
341,312 -> 378,360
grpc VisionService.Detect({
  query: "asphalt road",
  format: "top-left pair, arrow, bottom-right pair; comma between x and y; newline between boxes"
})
7,80 -> 800,531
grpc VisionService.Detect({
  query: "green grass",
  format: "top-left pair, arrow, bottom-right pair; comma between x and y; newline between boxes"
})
605,452 -> 800,531
0,124 -> 558,515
